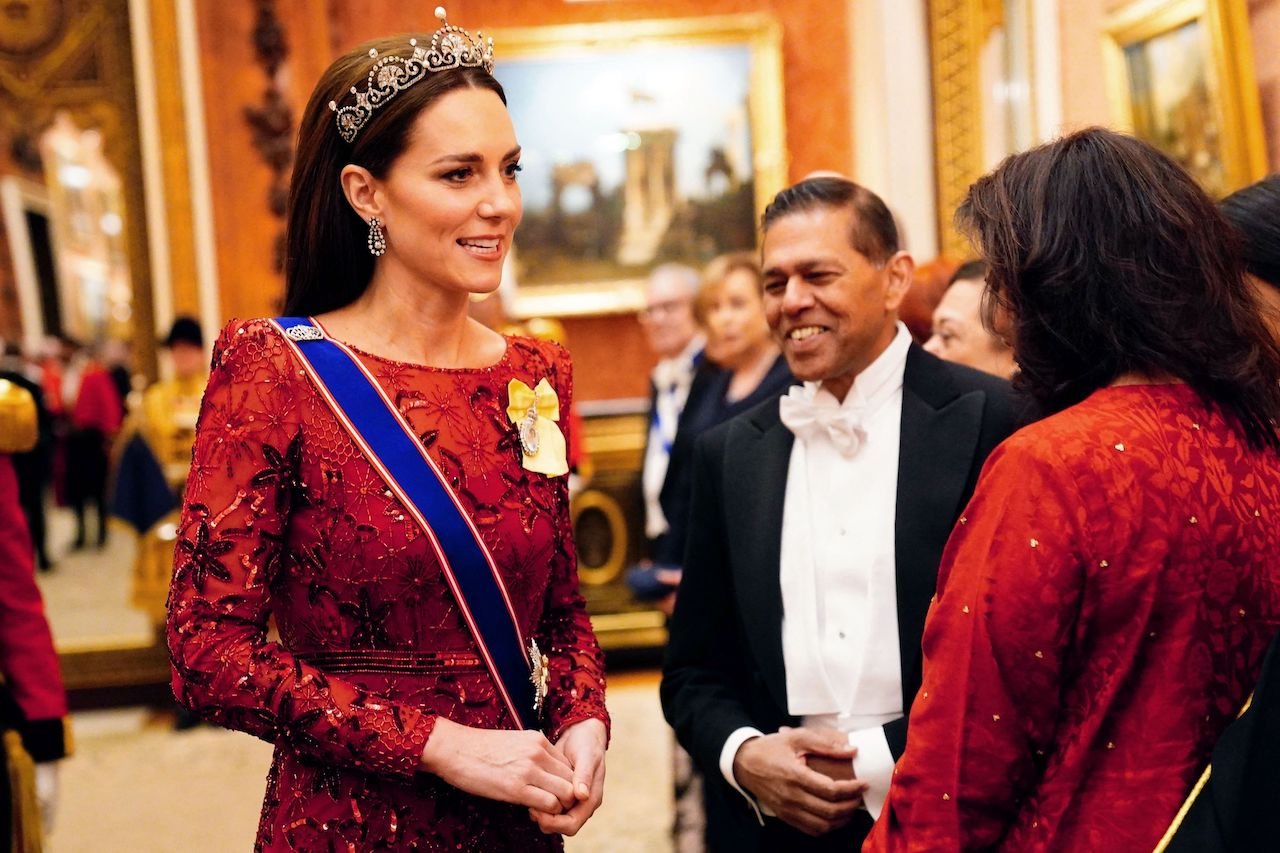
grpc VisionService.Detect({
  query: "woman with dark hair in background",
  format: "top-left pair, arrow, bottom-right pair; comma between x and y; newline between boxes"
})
166,10 -> 607,850
866,128 -> 1280,852
1222,175 -> 1280,340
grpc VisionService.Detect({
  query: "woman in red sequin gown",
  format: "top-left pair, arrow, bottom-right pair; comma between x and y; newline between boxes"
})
167,22 -> 608,853
864,129 -> 1280,852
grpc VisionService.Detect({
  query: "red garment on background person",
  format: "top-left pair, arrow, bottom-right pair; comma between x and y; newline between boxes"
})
38,361 -> 64,418
0,454 -> 68,734
70,365 -> 123,435
865,384 -> 1280,852
167,320 -> 608,852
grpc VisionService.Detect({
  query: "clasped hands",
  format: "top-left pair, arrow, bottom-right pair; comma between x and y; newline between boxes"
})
733,726 -> 869,837
419,716 -> 606,836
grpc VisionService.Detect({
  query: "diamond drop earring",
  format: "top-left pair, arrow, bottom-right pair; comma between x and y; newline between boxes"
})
367,216 -> 386,257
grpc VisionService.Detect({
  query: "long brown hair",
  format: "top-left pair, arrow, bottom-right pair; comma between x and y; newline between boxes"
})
284,36 -> 506,316
958,127 -> 1280,449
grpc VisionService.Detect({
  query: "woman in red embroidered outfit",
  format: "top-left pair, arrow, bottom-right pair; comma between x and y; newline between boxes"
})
167,13 -> 608,852
864,129 -> 1280,852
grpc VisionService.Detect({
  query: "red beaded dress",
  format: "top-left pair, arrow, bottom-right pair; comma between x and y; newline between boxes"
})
864,384 -> 1280,852
167,319 -> 609,852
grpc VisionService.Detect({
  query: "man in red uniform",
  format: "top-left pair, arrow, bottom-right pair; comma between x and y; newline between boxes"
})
0,449 -> 71,847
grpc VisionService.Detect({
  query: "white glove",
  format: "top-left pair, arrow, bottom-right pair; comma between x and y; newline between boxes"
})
35,761 -> 59,833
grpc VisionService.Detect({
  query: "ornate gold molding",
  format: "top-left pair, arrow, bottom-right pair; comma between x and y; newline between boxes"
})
0,0 -> 155,372
928,0 -> 988,258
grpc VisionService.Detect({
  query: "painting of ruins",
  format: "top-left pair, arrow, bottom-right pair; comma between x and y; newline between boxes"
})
492,16 -> 786,317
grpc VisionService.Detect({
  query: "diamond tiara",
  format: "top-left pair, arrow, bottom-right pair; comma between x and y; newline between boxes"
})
328,6 -> 495,144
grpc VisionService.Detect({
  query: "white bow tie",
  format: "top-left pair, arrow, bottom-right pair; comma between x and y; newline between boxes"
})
779,390 -> 867,458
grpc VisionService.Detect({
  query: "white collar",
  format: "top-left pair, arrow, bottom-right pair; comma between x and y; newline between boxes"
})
797,322 -> 911,413
652,334 -> 706,386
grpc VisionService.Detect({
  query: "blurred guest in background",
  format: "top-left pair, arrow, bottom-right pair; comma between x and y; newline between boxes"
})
638,263 -> 705,564
0,343 -> 55,571
113,317 -> 207,626
64,343 -> 122,549
867,129 -> 1280,852
0,381 -> 70,850
101,339 -> 134,420
657,252 -> 794,853
898,255 -> 959,343
657,252 -> 793,585
1221,175 -> 1280,341
923,260 -> 1017,380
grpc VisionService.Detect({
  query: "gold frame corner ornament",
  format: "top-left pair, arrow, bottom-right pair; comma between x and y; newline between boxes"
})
1102,0 -> 1267,195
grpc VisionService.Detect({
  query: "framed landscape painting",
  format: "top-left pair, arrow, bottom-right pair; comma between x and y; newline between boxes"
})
492,15 -> 787,317
1103,0 -> 1266,197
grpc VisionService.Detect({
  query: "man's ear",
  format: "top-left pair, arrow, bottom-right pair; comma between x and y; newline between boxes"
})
339,164 -> 380,222
884,251 -> 915,312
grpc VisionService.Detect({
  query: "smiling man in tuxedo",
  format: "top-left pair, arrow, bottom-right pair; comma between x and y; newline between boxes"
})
661,177 -> 1018,851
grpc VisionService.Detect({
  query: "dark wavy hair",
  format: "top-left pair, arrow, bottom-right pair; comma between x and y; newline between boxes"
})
284,37 -> 506,316
1221,175 -> 1280,290
957,127 -> 1280,449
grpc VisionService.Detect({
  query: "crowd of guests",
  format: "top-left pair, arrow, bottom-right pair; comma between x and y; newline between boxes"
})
647,137 -> 1280,852
0,335 -> 127,569
2,71 -> 1278,851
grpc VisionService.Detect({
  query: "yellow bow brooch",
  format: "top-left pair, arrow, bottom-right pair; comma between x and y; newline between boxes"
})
506,378 -> 568,477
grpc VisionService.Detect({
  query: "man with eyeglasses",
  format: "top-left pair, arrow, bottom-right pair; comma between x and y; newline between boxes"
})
637,264 -> 705,564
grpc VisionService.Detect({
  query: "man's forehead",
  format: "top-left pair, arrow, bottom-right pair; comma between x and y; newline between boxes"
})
761,242 -> 847,275
762,208 -> 855,266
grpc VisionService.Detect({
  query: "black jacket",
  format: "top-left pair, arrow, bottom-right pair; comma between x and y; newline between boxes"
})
661,345 -> 1018,851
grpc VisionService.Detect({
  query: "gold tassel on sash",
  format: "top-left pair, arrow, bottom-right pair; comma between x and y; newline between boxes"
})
3,729 -> 43,853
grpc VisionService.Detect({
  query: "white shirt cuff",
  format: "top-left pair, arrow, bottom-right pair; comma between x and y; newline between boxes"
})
848,725 -> 896,819
719,726 -> 767,824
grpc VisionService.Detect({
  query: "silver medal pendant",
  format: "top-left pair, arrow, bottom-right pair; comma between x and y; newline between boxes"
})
529,638 -> 549,716
519,404 -> 540,456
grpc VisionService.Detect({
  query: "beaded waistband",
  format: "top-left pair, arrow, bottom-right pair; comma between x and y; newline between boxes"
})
295,650 -> 484,675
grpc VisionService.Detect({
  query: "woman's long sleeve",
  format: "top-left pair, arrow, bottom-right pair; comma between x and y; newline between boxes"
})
534,346 -> 609,743
166,322 -> 435,779
867,438 -> 1089,850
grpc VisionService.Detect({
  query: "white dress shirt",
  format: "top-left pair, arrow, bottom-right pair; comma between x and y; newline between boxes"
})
642,336 -> 704,540
719,323 -> 912,822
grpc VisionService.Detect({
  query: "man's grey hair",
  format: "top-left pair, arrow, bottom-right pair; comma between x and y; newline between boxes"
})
647,263 -> 700,299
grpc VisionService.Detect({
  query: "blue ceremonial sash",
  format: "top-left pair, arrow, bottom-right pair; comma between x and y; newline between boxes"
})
269,316 -> 540,730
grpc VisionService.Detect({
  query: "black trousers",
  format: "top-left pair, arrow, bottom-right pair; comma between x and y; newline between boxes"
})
65,428 -> 109,546
12,456 -> 50,567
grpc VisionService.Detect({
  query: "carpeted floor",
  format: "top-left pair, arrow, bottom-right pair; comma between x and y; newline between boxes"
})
43,671 -> 674,852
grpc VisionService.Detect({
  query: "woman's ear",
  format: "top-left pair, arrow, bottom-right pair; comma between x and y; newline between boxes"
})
339,164 -> 380,222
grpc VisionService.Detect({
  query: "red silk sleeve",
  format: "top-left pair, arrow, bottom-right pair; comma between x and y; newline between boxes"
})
866,437 -> 1089,851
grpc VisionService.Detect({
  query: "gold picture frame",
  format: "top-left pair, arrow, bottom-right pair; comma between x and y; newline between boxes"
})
1103,0 -> 1267,197
491,14 -> 788,318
